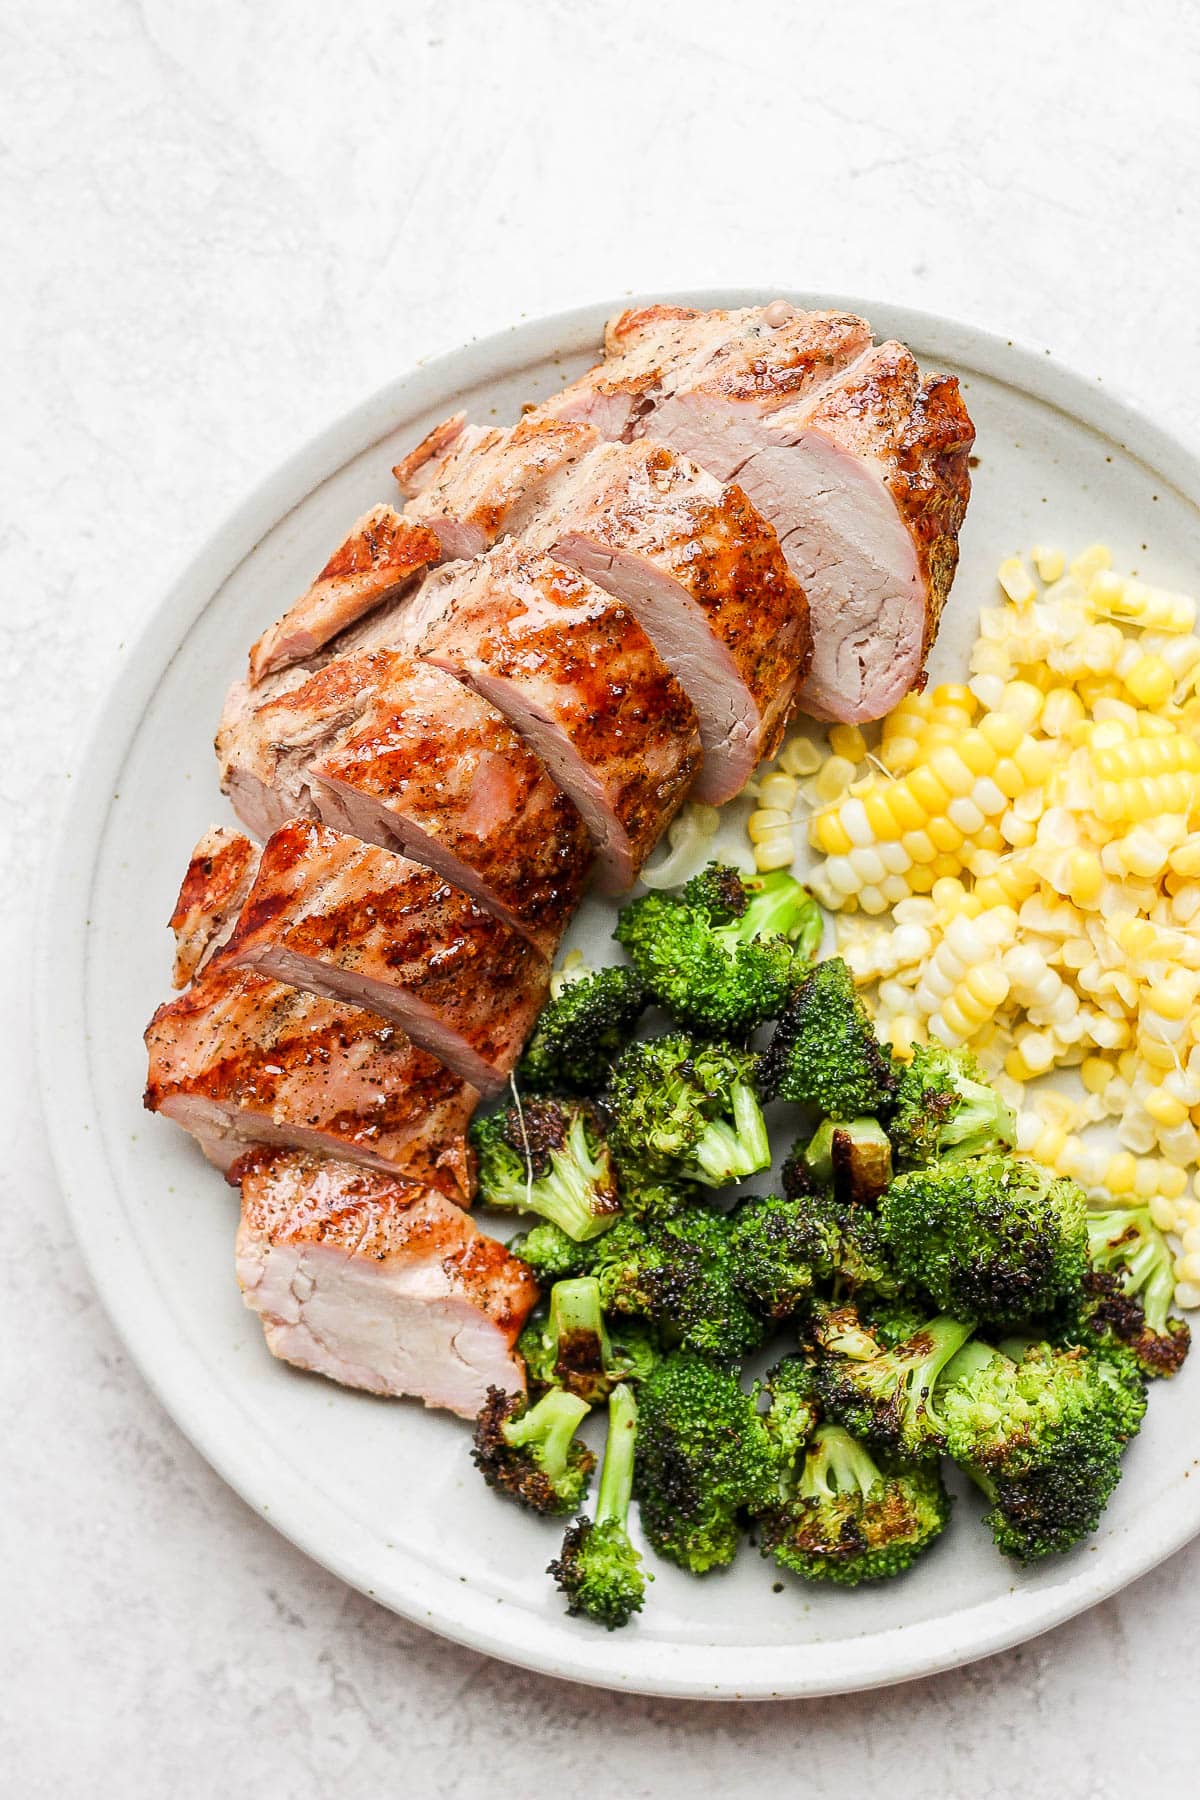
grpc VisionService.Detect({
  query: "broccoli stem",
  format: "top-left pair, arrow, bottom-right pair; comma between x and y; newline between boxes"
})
802,1425 -> 880,1503
727,874 -> 822,955
550,1277 -> 613,1388
531,1113 -> 618,1240
690,1080 -> 771,1184
503,1389 -> 591,1478
596,1383 -> 638,1526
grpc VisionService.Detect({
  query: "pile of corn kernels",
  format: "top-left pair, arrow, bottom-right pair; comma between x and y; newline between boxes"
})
745,545 -> 1200,1310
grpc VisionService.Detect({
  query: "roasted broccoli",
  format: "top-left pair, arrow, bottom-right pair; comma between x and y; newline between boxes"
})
760,1355 -> 822,1466
803,1116 -> 893,1205
510,1220 -> 599,1284
1065,1207 -> 1191,1378
888,1044 -> 1016,1167
518,1277 -> 661,1402
728,1192 -> 840,1322
617,1171 -> 705,1223
938,1337 -> 1145,1560
604,1034 -> 770,1188
880,1156 -> 1088,1325
590,1210 -> 766,1361
472,1386 -> 595,1515
778,1153 -> 910,1304
757,1423 -> 952,1585
760,958 -> 897,1119
813,1308 -> 976,1458
472,1097 -> 621,1241
549,1383 -> 648,1629
518,964 -> 647,1093
634,1351 -> 779,1573
615,862 -> 822,1033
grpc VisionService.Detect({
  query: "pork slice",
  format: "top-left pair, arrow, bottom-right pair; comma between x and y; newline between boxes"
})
308,656 -> 591,957
144,961 -> 476,1193
247,506 -> 440,686
236,1150 -> 538,1416
543,303 -> 871,440
399,416 -> 598,559
418,544 -> 702,892
654,340 -> 974,721
168,827 -> 259,988
526,439 -> 812,802
221,819 -> 549,1096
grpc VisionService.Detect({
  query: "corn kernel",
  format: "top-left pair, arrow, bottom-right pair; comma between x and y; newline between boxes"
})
998,557 -> 1037,603
1125,654 -> 1175,708
1105,1152 -> 1138,1195
1159,1164 -> 1189,1200
1150,1195 -> 1179,1232
828,724 -> 867,763
754,832 -> 795,872
1080,1055 -> 1115,1094
748,807 -> 791,843
1146,1088 -> 1190,1129
813,755 -> 858,802
1033,545 -> 1065,582
779,735 -> 824,777
757,772 -> 798,811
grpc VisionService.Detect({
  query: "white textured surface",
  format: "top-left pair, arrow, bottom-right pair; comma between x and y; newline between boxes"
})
4,0 -> 1200,1790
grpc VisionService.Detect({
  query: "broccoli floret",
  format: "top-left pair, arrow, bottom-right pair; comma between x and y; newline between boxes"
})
617,1171 -> 705,1223
757,1423 -> 952,1586
812,1308 -> 976,1458
778,1153 -> 909,1304
517,964 -> 647,1093
938,1337 -> 1145,1560
472,1386 -> 595,1515
728,1192 -> 840,1322
859,1295 -> 932,1349
888,1044 -> 1016,1167
518,1277 -> 662,1402
604,1034 -> 770,1189
615,862 -> 822,1033
591,1211 -> 765,1361
549,1383 -> 648,1630
760,958 -> 897,1119
634,1351 -> 779,1573
511,1221 -> 599,1284
761,1356 -> 823,1468
804,1116 -> 893,1205
1069,1207 -> 1191,1378
472,1097 -> 621,1241
880,1156 -> 1089,1325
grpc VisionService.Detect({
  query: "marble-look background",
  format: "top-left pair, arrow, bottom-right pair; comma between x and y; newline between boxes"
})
5,2 -> 1200,1793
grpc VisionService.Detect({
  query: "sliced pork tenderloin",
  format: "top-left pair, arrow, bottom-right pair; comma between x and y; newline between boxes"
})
168,826 -> 259,988
543,302 -> 974,723
221,819 -> 550,1096
247,506 -> 440,686
526,440 -> 811,801
417,544 -> 702,891
144,962 -> 476,1194
236,1150 -> 538,1416
397,415 -> 597,559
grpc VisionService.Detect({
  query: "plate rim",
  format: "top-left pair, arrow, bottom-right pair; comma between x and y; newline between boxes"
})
37,289 -> 1200,1700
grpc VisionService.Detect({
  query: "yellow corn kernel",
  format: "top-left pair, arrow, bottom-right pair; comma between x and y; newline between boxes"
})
1081,1054 -> 1115,1094
963,965 -> 1010,1009
885,1013 -> 924,1058
814,755 -> 858,802
748,807 -> 791,843
779,736 -> 824,777
1139,1034 -> 1178,1072
882,785 -> 929,833
972,824 -> 1006,855
1013,739 -> 1055,783
998,556 -> 1037,603
1134,1160 -> 1161,1200
810,811 -> 851,856
828,724 -> 867,763
1041,687 -> 1086,736
1146,973 -> 1195,1020
1003,681 -> 1046,726
906,864 -> 937,894
956,729 -> 998,776
1125,654 -> 1175,709
1070,543 -> 1113,580
1105,1152 -> 1138,1196
925,819 -> 964,857
1032,1124 -> 1067,1164
927,746 -> 974,798
1146,1088 -> 1190,1129
754,833 -> 795,873
906,766 -> 951,814
1064,848 -> 1103,907
900,829 -> 938,865
1033,545 -> 1065,582
757,772 -> 798,811
1159,1164 -> 1189,1200
1150,1194 -> 1180,1231
978,712 -> 1026,756
1170,837 -> 1200,878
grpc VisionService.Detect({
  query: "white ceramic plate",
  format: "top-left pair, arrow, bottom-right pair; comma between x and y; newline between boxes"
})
39,293 -> 1200,1700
